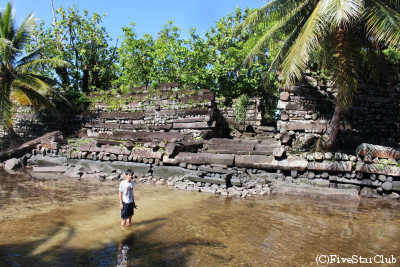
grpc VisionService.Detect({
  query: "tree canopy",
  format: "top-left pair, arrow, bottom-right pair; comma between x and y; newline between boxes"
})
235,0 -> 400,149
0,2 -> 68,135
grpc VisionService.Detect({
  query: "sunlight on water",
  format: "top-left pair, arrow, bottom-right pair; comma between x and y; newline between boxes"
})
0,169 -> 399,266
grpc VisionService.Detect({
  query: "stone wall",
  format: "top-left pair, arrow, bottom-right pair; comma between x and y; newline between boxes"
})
216,97 -> 263,127
26,140 -> 400,200
276,77 -> 400,151
0,106 -> 81,138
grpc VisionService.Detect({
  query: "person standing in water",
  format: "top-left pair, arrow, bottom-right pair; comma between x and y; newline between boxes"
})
119,169 -> 136,226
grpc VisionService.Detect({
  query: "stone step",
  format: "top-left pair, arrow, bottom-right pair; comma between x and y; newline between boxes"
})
32,166 -> 68,173
112,131 -> 185,142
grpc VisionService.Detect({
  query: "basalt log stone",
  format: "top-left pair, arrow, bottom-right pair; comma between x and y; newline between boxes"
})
235,155 -> 308,171
355,163 -> 400,176
173,121 -> 216,129
0,131 -> 66,160
356,143 -> 400,160
102,145 -> 130,155
119,124 -> 172,131
307,161 -> 353,173
98,111 -> 145,120
112,131 -> 185,142
176,108 -> 212,116
206,143 -> 255,154
131,147 -> 164,159
175,152 -> 212,165
165,143 -> 180,156
152,166 -> 192,179
32,166 -> 68,173
210,154 -> 235,166
80,144 -> 102,153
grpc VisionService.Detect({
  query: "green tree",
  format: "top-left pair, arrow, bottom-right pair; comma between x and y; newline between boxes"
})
28,5 -> 119,95
233,94 -> 250,132
206,7 -> 278,118
118,22 -> 210,89
236,0 -> 400,149
0,2 -> 68,136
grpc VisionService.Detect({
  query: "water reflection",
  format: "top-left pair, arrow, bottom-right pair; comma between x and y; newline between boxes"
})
0,170 -> 399,266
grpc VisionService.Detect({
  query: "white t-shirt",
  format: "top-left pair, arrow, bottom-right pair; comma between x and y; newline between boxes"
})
119,180 -> 134,203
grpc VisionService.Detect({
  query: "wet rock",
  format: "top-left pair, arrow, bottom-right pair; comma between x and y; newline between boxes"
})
378,175 -> 386,182
384,192 -> 400,199
392,181 -> 400,192
4,158 -> 22,171
314,152 -> 323,161
382,182 -> 393,191
64,165 -> 86,178
307,172 -> 315,179
321,172 -> 329,179
273,147 -> 286,158
310,179 -> 330,188
337,184 -> 360,191
324,152 -> 333,160
360,187 -> 382,198
153,166 -> 192,179
272,184 -> 360,201
32,166 -> 68,173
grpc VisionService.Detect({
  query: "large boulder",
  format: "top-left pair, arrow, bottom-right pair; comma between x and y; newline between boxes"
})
4,158 -> 22,171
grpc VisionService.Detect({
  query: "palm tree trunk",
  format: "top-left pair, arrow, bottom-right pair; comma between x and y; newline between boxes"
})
323,104 -> 342,150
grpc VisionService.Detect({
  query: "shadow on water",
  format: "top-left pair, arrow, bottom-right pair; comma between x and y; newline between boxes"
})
0,216 -> 228,266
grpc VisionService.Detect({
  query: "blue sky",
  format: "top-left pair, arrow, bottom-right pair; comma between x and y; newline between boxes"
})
12,0 -> 268,41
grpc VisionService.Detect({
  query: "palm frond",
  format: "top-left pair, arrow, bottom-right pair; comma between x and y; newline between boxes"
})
12,13 -> 36,51
17,58 -> 71,72
243,0 -> 312,65
13,74 -> 52,95
320,0 -> 364,27
280,1 -> 325,86
330,29 -> 360,111
261,18 -> 307,87
27,74 -> 72,106
0,37 -> 17,63
0,2 -> 16,40
365,1 -> 400,48
10,81 -> 61,119
15,47 -> 43,66
233,0 -> 307,36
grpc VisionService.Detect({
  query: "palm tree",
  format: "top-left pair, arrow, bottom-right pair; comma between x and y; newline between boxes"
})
235,0 -> 400,150
0,2 -> 69,137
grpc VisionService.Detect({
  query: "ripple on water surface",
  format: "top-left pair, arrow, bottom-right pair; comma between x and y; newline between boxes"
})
0,170 -> 399,266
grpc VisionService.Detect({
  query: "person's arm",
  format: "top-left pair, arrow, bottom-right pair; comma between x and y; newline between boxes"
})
119,190 -> 123,210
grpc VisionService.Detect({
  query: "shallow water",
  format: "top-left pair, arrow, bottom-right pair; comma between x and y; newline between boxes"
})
0,170 -> 399,266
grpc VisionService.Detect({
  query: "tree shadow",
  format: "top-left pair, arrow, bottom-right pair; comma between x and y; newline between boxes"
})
0,217 -> 228,266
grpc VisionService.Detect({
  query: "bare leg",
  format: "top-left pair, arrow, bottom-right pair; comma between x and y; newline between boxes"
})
127,216 -> 132,225
121,219 -> 127,226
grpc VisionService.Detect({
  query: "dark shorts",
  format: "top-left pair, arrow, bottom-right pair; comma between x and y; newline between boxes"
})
121,202 -> 134,219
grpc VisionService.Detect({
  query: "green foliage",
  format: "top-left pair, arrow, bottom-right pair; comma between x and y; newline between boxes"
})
0,2 -> 69,132
27,5 -> 119,96
118,9 -> 278,119
118,22 -> 210,89
236,0 -> 400,150
382,49 -> 400,78
67,137 -> 96,150
233,94 -> 250,128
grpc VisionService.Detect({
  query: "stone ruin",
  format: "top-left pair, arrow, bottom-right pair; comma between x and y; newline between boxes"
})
277,75 -> 400,151
2,81 -> 400,200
